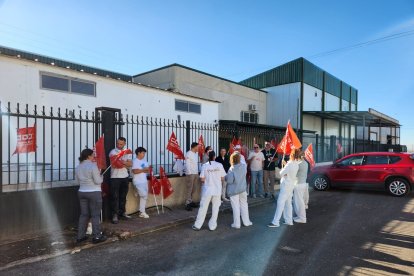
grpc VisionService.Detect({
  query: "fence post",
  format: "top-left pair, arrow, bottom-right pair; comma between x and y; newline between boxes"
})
95,107 -> 121,220
0,102 -> 2,193
315,134 -> 319,163
186,120 -> 191,152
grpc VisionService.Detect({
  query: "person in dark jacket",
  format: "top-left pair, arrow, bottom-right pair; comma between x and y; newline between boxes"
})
262,142 -> 277,198
216,148 -> 231,201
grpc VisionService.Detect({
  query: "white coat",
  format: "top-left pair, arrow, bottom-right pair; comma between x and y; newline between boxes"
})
271,160 -> 299,225
293,160 -> 309,223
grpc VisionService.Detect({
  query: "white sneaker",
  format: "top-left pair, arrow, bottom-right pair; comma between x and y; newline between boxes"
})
139,212 -> 149,219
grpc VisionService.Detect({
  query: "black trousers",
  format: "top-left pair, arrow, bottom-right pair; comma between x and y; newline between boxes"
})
110,177 -> 129,216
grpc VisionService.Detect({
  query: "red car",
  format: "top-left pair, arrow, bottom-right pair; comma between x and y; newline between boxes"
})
310,152 -> 414,196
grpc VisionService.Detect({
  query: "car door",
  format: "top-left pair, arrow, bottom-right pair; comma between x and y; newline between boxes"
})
328,155 -> 365,185
360,155 -> 390,187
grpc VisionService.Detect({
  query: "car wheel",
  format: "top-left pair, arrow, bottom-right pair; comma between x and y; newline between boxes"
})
387,178 -> 410,197
313,175 -> 329,191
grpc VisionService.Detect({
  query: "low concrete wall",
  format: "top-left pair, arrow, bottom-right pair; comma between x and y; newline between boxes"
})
125,175 -> 201,214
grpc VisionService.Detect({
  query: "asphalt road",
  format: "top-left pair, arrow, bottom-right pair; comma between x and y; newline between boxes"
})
2,189 -> 414,276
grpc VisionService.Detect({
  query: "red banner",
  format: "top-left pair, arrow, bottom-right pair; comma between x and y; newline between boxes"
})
13,124 -> 36,155
229,137 -> 241,155
110,148 -> 132,169
148,167 -> 161,195
277,121 -> 302,154
304,143 -> 316,169
94,135 -> 106,170
198,134 -> 205,162
160,166 -> 174,199
166,132 -> 185,160
270,138 -> 278,149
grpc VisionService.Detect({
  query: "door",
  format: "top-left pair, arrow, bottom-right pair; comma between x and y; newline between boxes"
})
329,155 -> 365,185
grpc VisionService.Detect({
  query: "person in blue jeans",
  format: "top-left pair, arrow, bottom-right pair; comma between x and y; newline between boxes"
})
247,144 -> 265,198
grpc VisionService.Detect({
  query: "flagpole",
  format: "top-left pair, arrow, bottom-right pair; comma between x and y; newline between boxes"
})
101,164 -> 112,176
161,184 -> 164,214
152,186 -> 160,215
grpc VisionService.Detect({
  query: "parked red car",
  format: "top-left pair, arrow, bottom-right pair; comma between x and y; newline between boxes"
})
310,152 -> 414,196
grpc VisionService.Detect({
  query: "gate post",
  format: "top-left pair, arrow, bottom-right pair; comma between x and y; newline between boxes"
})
95,107 -> 121,220
186,120 -> 191,152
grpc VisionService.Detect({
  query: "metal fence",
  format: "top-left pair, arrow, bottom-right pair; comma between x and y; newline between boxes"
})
1,102 -> 218,192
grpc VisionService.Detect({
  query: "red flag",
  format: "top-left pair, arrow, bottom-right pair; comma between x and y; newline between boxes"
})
13,124 -> 36,155
166,132 -> 185,160
148,167 -> 161,195
276,121 -> 302,154
110,148 -> 133,169
229,137 -> 241,154
304,143 -> 316,169
94,135 -> 106,170
270,138 -> 278,149
160,166 -> 174,199
337,142 -> 343,154
198,135 -> 205,162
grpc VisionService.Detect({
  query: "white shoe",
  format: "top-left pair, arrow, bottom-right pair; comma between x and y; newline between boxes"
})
231,224 -> 240,229
267,223 -> 280,228
139,212 -> 149,219
294,219 -> 306,223
243,222 -> 253,227
283,222 -> 293,226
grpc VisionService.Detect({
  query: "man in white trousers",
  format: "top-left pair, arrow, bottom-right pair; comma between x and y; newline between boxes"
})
293,152 -> 309,223
192,151 -> 226,231
268,149 -> 300,227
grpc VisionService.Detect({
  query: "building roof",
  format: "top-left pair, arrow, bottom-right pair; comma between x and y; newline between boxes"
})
303,109 -> 400,127
134,63 -> 267,94
0,45 -> 219,103
239,57 -> 358,104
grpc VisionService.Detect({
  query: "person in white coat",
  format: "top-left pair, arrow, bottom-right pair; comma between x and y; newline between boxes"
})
192,151 -> 226,231
225,152 -> 253,229
293,151 -> 309,223
131,147 -> 151,219
267,149 -> 300,227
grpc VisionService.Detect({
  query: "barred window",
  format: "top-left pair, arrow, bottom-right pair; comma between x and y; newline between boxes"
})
241,111 -> 258,123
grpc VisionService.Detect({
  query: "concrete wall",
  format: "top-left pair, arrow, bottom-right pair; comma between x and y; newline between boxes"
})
0,57 -> 219,124
134,66 -> 267,124
264,82 -> 301,129
324,93 -> 340,111
303,114 -> 322,135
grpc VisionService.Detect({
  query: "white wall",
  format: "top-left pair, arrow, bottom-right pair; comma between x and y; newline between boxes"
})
325,119 -> 340,136
303,114 -> 321,134
303,83 -> 322,111
324,93 -> 340,111
0,57 -> 218,123
351,103 -> 357,111
341,100 -> 350,111
134,66 -> 267,124
264,82 -> 301,129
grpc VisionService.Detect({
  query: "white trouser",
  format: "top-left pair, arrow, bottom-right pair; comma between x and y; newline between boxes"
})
303,183 -> 309,208
222,180 -> 227,199
271,181 -> 294,225
293,183 -> 307,222
194,194 -> 222,230
134,181 -> 148,213
230,192 -> 252,228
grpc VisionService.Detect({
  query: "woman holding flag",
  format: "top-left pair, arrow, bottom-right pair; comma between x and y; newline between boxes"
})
268,148 -> 300,227
292,151 -> 309,223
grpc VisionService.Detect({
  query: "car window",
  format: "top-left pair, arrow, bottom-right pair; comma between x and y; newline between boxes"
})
366,155 -> 389,165
338,156 -> 364,166
389,156 -> 401,164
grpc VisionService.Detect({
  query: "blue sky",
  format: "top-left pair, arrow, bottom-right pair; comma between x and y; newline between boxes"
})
1,0 -> 413,150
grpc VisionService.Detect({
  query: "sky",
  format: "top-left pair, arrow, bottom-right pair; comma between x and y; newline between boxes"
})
0,0 -> 413,150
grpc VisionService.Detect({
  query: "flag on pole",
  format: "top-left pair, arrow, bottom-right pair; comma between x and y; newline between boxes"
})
276,121 -> 302,154
159,166 -> 174,199
110,148 -> 133,169
304,143 -> 316,169
270,138 -> 278,149
148,166 -> 161,195
229,137 -> 241,154
13,124 -> 36,155
94,135 -> 107,170
198,134 -> 205,162
166,131 -> 185,160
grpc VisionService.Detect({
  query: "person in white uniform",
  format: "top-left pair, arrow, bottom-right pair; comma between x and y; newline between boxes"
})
268,149 -> 300,227
131,147 -> 150,219
192,151 -> 226,231
225,152 -> 253,229
293,151 -> 309,223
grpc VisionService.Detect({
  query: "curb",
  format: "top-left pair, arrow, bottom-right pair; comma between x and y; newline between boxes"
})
0,197 -> 274,271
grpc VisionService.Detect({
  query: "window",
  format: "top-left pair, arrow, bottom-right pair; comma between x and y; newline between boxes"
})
338,155 -> 364,166
366,155 -> 389,165
41,72 -> 96,96
389,156 -> 401,164
174,100 -> 201,114
241,111 -> 258,124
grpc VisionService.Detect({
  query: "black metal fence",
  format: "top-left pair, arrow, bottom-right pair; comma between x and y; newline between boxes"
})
0,102 -> 218,192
